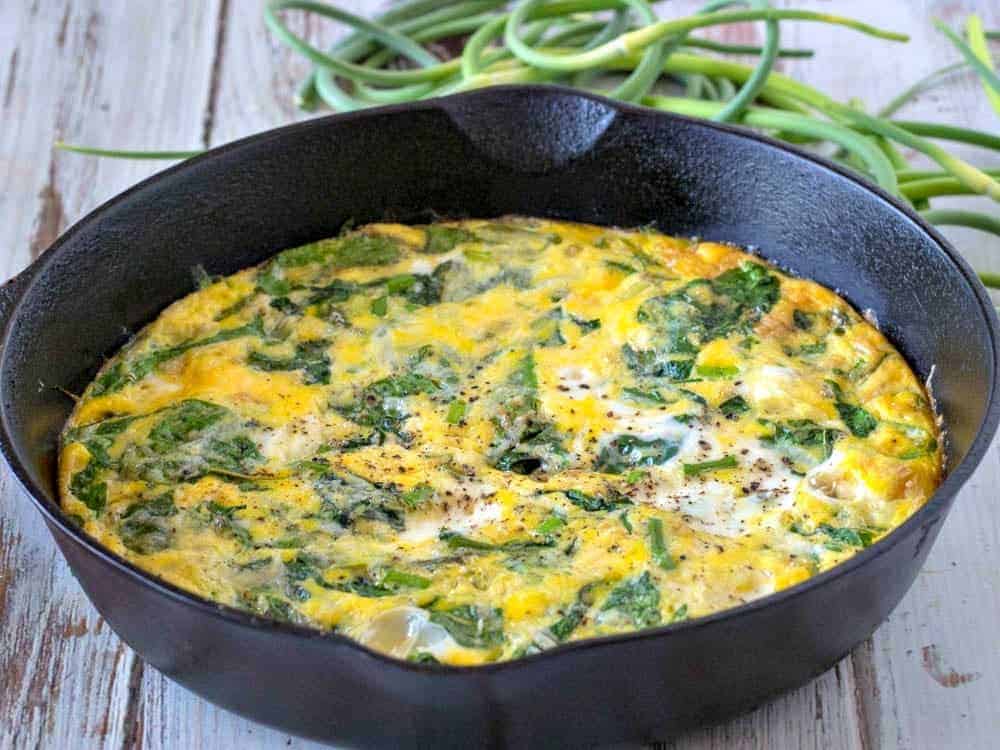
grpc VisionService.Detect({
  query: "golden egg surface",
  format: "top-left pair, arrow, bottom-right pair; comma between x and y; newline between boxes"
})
60,217 -> 942,665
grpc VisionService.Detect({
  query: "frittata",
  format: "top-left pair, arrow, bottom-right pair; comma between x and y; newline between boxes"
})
59,217 -> 942,665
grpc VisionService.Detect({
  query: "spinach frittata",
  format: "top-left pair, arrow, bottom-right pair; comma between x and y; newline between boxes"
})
60,217 -> 942,665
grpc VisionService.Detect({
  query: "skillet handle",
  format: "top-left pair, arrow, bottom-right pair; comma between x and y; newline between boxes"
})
0,265 -> 36,336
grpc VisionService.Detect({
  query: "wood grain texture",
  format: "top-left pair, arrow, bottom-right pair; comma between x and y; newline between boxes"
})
0,2 -> 221,748
0,2 -> 997,748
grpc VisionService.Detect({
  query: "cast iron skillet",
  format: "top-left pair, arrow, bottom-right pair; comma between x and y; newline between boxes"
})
2,86 -> 998,748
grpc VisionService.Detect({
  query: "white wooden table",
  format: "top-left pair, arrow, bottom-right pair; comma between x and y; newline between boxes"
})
2,2 -> 998,747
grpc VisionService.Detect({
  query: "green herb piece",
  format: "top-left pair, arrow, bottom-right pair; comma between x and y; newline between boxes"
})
625,469 -> 646,484
381,568 -> 432,590
371,295 -> 388,316
248,339 -> 331,384
695,364 -> 739,378
563,488 -> 631,512
718,395 -> 749,417
400,483 -> 434,508
670,603 -> 689,623
446,399 -> 466,424
535,512 -> 566,535
601,571 -> 661,628
277,233 -> 402,269
620,511 -> 634,533
683,455 -> 738,477
647,518 -> 677,570
429,604 -> 505,649
596,435 -> 680,474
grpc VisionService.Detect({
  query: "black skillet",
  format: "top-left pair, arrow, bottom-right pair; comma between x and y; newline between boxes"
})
2,86 -> 998,748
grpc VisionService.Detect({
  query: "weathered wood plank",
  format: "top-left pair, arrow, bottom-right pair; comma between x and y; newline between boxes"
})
0,2 -> 221,749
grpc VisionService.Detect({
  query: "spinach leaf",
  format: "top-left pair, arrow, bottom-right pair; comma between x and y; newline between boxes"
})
109,401 -> 262,483
256,263 -> 293,296
491,421 -> 567,475
760,419 -> 843,469
439,529 -> 555,553
91,318 -> 265,396
826,380 -> 878,438
283,553 -> 320,592
199,501 -> 252,546
149,399 -> 229,451
312,471 -> 408,531
305,278 -> 356,306
269,296 -> 300,315
240,590 -> 295,622
248,340 -> 331,384
336,373 -> 439,441
622,344 -> 694,381
793,309 -> 816,330
70,460 -> 107,514
489,352 -> 568,475
570,315 -> 601,333
636,262 -> 779,355
718,395 -> 749,418
205,435 -> 264,475
532,307 -> 565,348
791,522 -> 878,551
429,604 -> 505,649
601,571 -> 661,628
422,226 -> 476,254
119,492 -> 177,554
276,233 -> 402,269
596,435 -> 680,474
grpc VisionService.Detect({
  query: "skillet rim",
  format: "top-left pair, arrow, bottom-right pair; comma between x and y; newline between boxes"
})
2,84 -> 998,674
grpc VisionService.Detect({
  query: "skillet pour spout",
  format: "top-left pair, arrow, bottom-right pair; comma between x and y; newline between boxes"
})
1,86 -> 997,749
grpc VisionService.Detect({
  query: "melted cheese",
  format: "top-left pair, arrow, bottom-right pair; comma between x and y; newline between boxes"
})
59,217 -> 943,665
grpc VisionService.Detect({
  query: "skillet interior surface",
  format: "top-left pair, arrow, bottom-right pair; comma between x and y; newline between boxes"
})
1,86 -> 997,748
